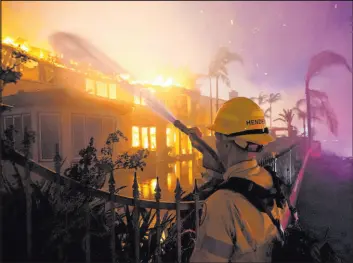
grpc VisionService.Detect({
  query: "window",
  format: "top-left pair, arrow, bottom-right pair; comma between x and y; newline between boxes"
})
72,115 -> 85,157
96,81 -> 108,98
181,133 -> 189,155
71,115 -> 113,157
141,127 -> 149,149
4,114 -> 31,151
134,95 -> 141,105
85,79 -> 95,94
13,116 -> 22,150
132,126 -> 140,147
102,118 -> 115,144
131,126 -> 157,151
166,127 -> 173,147
176,94 -> 189,113
187,137 -> 193,154
188,160 -> 193,185
40,114 -> 60,160
109,83 -> 117,99
86,117 -> 102,149
4,117 -> 13,130
150,127 -> 156,151
134,96 -> 146,105
133,88 -> 146,105
175,161 -> 181,179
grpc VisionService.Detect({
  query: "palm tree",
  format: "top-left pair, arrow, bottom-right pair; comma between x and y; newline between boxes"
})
293,98 -> 323,137
309,89 -> 339,137
274,109 -> 296,137
305,50 -> 352,147
208,60 -> 229,123
250,92 -> 269,123
209,47 -> 243,113
267,93 -> 281,128
250,92 -> 268,106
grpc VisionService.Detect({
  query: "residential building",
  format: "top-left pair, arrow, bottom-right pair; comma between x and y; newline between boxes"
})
1,36 -> 235,189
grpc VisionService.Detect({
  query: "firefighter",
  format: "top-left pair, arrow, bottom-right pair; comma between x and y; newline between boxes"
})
189,97 -> 285,262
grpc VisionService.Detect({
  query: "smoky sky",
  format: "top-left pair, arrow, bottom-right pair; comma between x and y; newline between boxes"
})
2,1 -> 352,156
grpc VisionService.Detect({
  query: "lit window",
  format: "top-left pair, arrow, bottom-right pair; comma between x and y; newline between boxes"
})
134,95 -> 141,105
187,137 -> 193,154
166,127 -> 173,147
188,160 -> 193,185
150,178 -> 157,194
150,127 -> 157,151
85,79 -> 95,94
133,92 -> 146,105
141,127 -> 149,149
181,133 -> 188,155
167,173 -> 172,191
174,130 -> 180,155
142,184 -> 150,199
175,161 -> 181,179
132,126 -> 140,147
109,83 -> 117,99
96,81 -> 108,98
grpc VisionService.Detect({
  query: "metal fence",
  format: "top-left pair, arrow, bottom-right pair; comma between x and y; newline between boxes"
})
3,142 -> 304,263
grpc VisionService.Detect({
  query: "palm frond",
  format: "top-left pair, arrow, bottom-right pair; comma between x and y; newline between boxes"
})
322,101 -> 338,136
310,89 -> 329,101
296,98 -> 306,109
306,50 -> 352,86
268,93 -> 281,103
274,118 -> 286,123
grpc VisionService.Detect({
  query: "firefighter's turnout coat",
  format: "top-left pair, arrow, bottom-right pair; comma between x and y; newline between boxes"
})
190,159 -> 285,262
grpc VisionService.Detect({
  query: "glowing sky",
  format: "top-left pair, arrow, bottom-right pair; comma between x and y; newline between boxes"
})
2,1 -> 352,156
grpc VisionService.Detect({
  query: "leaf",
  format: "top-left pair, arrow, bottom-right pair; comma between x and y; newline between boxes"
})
268,93 -> 281,104
306,50 -> 352,86
274,118 -> 285,123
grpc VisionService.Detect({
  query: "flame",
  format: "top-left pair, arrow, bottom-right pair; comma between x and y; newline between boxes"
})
131,75 -> 183,88
70,59 -> 78,66
120,74 -> 130,80
3,37 -> 15,45
2,36 -> 187,92
20,44 -> 30,52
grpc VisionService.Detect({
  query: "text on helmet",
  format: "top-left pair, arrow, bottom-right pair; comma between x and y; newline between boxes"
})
246,119 -> 265,126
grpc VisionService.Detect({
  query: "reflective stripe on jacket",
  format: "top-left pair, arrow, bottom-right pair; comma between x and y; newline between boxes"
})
190,159 -> 285,262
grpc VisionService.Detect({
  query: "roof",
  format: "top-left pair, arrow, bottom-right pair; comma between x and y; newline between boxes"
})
3,88 -> 133,115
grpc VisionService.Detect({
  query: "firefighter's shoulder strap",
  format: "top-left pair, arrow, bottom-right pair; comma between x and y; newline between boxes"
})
216,176 -> 286,242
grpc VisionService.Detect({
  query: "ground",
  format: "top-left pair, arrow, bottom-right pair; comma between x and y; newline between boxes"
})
297,154 -> 353,262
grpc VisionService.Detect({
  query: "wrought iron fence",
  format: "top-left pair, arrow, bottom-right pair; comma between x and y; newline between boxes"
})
3,141 -> 305,263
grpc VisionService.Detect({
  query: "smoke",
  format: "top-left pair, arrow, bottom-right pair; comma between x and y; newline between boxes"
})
2,1 -> 352,155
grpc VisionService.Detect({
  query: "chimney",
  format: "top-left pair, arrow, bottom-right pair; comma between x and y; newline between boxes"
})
229,90 -> 238,99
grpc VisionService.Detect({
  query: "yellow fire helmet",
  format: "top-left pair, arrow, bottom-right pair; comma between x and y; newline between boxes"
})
208,97 -> 274,150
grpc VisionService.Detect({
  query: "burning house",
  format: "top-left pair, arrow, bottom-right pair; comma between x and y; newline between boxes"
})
1,36 -> 231,188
